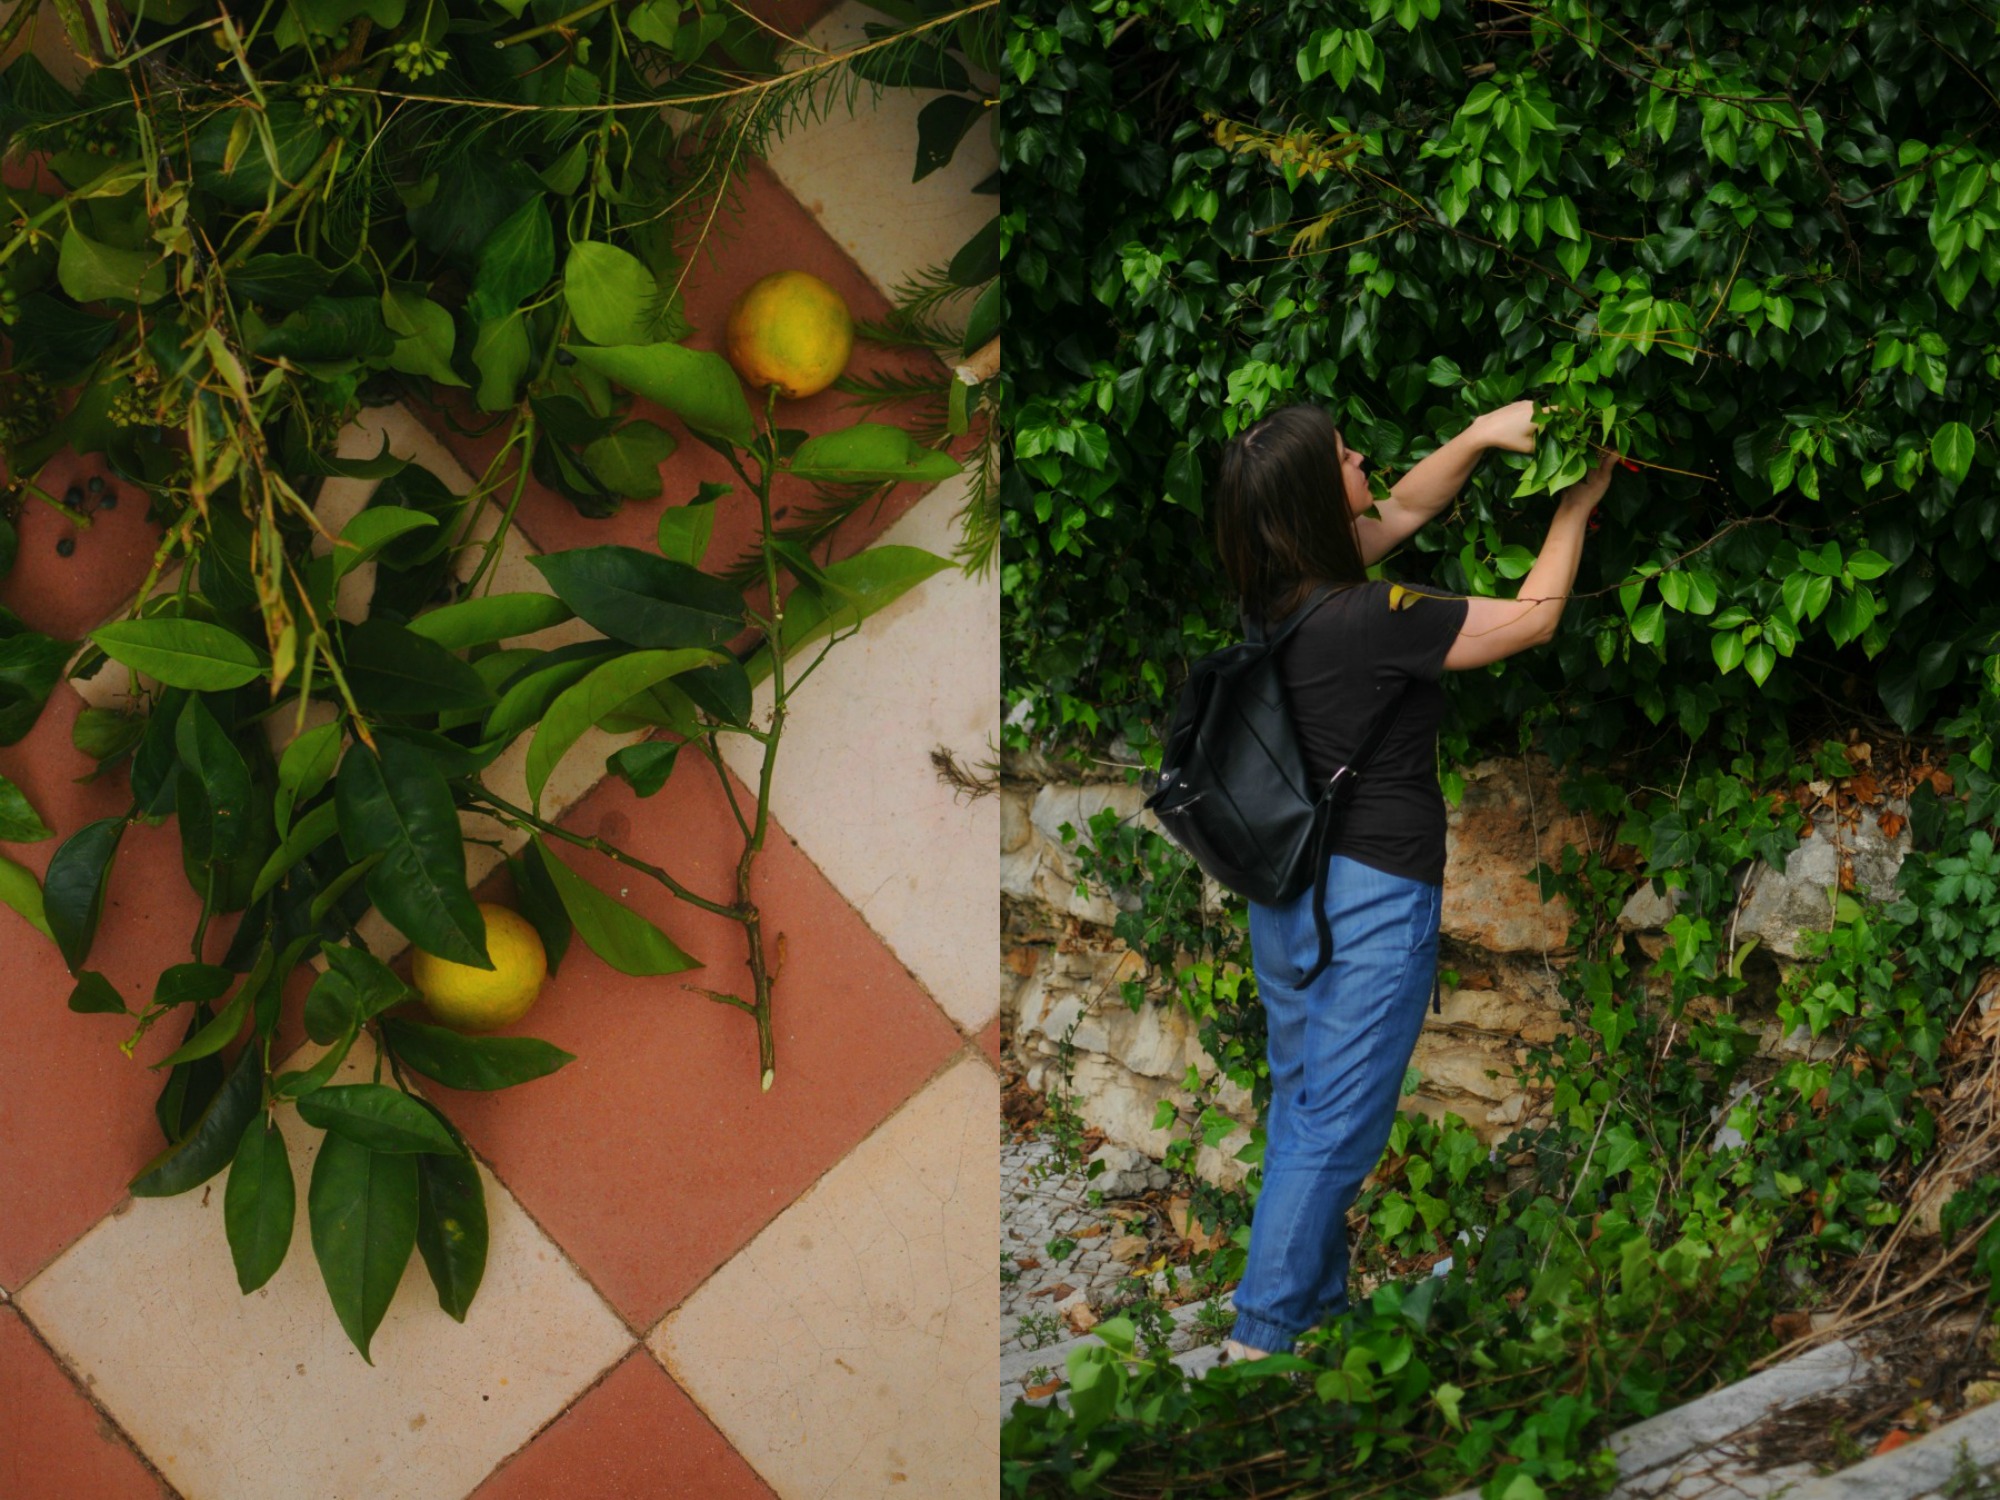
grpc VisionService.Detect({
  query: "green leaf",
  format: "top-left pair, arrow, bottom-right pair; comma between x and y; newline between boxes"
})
381,1016 -> 575,1091
1845,549 -> 1893,581
527,648 -> 721,807
0,625 -> 71,745
483,644 -> 623,746
308,1133 -> 419,1363
583,420 -> 680,500
58,225 -> 166,304
130,1042 -> 263,1197
332,507 -> 439,581
408,593 -> 574,651
341,619 -> 494,716
746,546 -> 949,684
1744,641 -> 1777,686
533,835 -> 699,975
274,1026 -> 357,1100
42,816 -> 124,971
382,288 -> 466,387
154,974 -> 254,1069
257,296 -> 396,364
275,721 -> 343,837
0,772 -> 51,841
175,697 -> 254,862
67,970 -> 126,1013
609,739 -> 679,797
657,487 -> 725,566
473,312 -> 531,412
915,93 -> 985,181
786,423 -> 963,484
626,0 -> 678,47
1711,630 -> 1744,673
225,1117 -> 295,1293
564,343 -> 754,445
335,739 -> 490,968
510,842 -> 573,976
298,1083 -> 467,1155
1932,421 -> 1976,483
71,706 -> 146,765
468,199 -> 554,322
411,1101 -> 486,1321
562,240 -> 667,346
91,618 -> 264,691
529,547 -> 746,650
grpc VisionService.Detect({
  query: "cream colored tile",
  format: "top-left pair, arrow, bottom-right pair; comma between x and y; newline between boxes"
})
721,477 -> 999,1033
16,1034 -> 634,1500
651,1056 -> 999,1500
763,0 -> 997,301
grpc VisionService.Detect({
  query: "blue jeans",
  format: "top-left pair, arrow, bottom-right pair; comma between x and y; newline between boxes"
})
1230,855 -> 1443,1354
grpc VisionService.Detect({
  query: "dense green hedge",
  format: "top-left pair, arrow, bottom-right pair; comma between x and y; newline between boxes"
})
1001,0 -> 2000,768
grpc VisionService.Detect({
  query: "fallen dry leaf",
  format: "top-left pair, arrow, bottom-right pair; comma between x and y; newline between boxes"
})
1064,1303 -> 1100,1335
1879,811 -> 1907,839
1872,1429 -> 1914,1457
1930,769 -> 1956,796
1025,1378 -> 1064,1399
1771,1311 -> 1812,1341
1040,1282 -> 1076,1301
1109,1235 -> 1151,1262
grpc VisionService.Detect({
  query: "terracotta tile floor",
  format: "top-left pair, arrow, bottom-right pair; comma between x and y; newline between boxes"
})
1,10 -> 999,1491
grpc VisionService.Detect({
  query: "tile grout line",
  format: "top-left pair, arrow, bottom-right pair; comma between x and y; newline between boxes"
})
639,1034 -> 993,1344
6,1304 -> 189,1500
634,1038 -> 995,1491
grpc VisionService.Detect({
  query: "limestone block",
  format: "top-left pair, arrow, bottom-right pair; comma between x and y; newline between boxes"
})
1087,1144 -> 1171,1199
1434,986 -> 1567,1045
1409,1033 -> 1523,1103
1441,758 -> 1599,953
1002,787 -> 1035,854
1736,802 -> 1912,958
1618,877 -> 1688,931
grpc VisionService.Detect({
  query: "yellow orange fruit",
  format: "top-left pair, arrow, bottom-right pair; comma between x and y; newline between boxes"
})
724,270 -> 853,400
412,903 -> 548,1032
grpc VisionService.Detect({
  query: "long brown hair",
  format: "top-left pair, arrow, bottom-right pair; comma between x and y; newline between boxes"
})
1212,403 -> 1367,626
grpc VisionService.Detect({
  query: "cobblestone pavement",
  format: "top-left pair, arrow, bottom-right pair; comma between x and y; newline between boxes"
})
1002,1131 -> 1142,1359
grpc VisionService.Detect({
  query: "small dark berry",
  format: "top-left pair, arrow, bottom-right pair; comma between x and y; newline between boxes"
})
86,476 -> 105,496
63,485 -> 83,506
55,536 -> 75,557
98,490 -> 117,510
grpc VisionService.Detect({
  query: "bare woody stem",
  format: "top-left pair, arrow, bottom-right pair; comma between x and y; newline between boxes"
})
740,383 -> 791,1090
468,783 -> 742,921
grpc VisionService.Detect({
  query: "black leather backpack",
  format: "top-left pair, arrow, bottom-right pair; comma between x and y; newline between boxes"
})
1144,584 -> 1415,989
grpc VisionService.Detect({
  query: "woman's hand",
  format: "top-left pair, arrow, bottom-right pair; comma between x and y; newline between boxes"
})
1471,399 -> 1552,454
1557,448 -> 1622,517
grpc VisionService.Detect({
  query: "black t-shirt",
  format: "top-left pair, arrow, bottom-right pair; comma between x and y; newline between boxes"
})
1268,580 -> 1468,886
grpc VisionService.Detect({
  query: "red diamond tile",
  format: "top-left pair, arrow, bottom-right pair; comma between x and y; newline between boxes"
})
978,1017 -> 1001,1071
0,456 -> 162,643
472,1350 -> 775,1500
0,1307 -> 167,1499
414,159 -> 947,572
0,688 -> 232,1289
421,758 -> 963,1330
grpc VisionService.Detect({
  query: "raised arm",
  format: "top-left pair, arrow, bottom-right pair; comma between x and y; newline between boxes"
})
1354,400 -> 1548,566
1443,449 -> 1620,671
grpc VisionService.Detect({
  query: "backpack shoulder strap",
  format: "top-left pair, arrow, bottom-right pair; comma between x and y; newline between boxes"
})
1243,584 -> 1336,647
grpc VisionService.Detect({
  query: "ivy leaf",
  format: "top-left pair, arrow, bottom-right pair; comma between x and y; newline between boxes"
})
1711,630 -> 1745,674
468,199 -> 554,322
563,241 -> 668,345
473,312 -> 531,413
57,226 -> 166,304
1932,422 -> 1976,484
256,296 -> 396,363
335,739 -> 490,968
308,1133 -> 419,1364
583,421 -> 680,500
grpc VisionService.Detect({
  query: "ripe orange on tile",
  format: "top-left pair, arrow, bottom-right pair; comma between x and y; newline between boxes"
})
413,903 -> 547,1032
723,271 -> 853,399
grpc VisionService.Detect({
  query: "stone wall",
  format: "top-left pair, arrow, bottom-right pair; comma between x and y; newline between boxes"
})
1001,751 -> 1914,1188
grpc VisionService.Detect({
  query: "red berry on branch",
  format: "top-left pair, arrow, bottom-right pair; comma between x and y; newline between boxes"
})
1619,458 -> 1641,472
